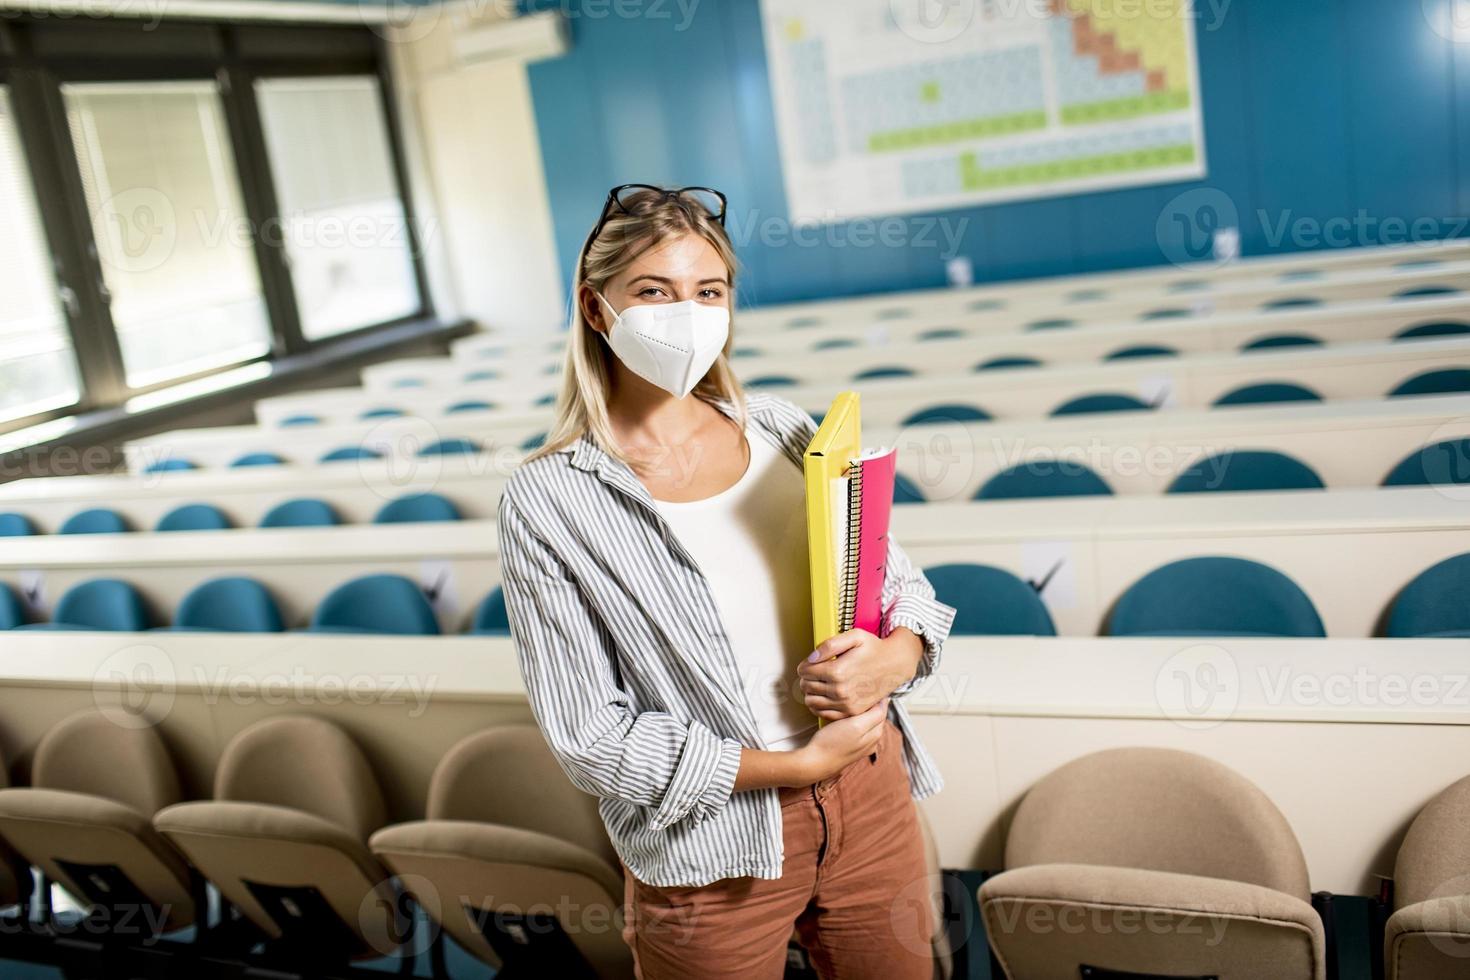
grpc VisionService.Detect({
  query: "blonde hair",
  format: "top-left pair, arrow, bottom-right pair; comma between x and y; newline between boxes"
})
527,188 -> 746,469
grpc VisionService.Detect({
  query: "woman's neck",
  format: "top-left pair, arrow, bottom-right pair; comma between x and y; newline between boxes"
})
606,368 -> 716,452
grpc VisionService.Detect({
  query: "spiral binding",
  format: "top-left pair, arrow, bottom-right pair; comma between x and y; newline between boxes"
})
838,459 -> 863,632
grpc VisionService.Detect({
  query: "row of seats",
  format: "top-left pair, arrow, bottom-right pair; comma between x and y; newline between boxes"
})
895,438 -> 1469,502
0,712 -> 653,975
756,365 -> 1470,406
934,553 -> 1468,639
428,314 -> 1470,376
138,376 -> 1470,477
0,574 -> 509,635
258,363 -> 1470,435
978,746 -> 1470,980
6,550 -> 1465,640
139,437 -> 512,474
0,491 -> 464,536
5,436 -> 1463,537
745,271 -> 1465,332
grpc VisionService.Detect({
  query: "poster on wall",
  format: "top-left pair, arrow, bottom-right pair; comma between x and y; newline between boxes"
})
759,0 -> 1207,224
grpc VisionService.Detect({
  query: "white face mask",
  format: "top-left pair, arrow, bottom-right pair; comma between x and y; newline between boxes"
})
596,292 -> 731,399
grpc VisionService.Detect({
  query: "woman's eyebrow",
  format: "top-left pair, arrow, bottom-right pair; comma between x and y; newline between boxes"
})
627,274 -> 729,287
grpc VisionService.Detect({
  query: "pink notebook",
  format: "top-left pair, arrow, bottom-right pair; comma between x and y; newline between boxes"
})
836,447 -> 897,634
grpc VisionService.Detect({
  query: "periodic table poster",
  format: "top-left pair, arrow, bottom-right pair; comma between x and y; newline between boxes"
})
760,0 -> 1207,224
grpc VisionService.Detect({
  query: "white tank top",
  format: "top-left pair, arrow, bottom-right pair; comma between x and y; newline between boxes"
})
652,424 -> 818,750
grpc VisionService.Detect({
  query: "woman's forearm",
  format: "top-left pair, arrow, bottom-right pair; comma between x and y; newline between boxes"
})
733,746 -> 817,792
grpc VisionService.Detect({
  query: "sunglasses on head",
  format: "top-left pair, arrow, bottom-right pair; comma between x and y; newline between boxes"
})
581,184 -> 728,271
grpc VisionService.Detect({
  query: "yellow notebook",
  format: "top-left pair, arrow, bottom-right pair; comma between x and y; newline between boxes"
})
803,391 -> 862,648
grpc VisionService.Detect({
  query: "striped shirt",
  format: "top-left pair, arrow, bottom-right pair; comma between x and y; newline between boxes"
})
496,391 -> 957,888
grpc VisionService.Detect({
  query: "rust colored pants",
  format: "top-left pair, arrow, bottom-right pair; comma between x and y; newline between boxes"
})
622,722 -> 935,980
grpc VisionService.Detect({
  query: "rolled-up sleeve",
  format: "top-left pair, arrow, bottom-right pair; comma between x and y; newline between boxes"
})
879,532 -> 957,697
497,491 -> 743,831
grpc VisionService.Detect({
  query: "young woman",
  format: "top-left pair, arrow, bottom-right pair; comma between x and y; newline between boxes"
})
498,185 -> 957,979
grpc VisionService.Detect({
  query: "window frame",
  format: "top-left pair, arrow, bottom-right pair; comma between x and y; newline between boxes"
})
0,16 -> 435,438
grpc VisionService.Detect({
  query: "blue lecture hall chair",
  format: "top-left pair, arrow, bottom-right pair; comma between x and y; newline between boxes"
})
15,578 -> 152,632
1025,318 -> 1074,331
925,563 -> 1056,636
918,328 -> 965,341
812,338 -> 856,350
372,493 -> 462,524
359,407 -> 405,419
174,576 -> 285,632
0,513 -> 36,536
1242,334 -> 1323,352
975,355 -> 1042,371
58,508 -> 130,535
852,366 -> 915,380
0,584 -> 26,629
1386,553 -> 1470,638
1166,451 -> 1325,494
1050,392 -> 1152,416
745,374 -> 799,389
471,586 -> 510,635
259,498 -> 341,528
320,446 -> 382,462
155,503 -> 233,532
1141,307 -> 1191,320
521,432 -> 548,451
143,458 -> 198,473
1213,382 -> 1323,407
418,438 -> 480,456
1395,321 -> 1470,341
278,414 -> 321,427
1382,438 -> 1470,487
1107,556 -> 1326,638
976,462 -> 1113,501
310,574 -> 440,635
230,452 -> 287,468
1395,285 -> 1459,300
1261,296 -> 1322,310
1388,368 -> 1470,398
446,400 -> 496,413
1104,345 -> 1177,361
901,403 -> 992,426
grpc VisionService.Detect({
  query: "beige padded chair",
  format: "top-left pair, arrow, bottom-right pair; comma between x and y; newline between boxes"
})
153,715 -> 403,960
979,747 -> 1325,980
0,708 -> 192,931
1386,774 -> 1470,979
369,725 -> 631,978
917,806 -> 955,980
0,750 -> 37,912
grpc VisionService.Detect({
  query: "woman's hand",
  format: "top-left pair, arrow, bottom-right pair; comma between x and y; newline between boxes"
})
797,627 -> 924,720
796,698 -> 889,782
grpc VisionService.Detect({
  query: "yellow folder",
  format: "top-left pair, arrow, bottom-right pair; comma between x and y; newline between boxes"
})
803,391 -> 861,648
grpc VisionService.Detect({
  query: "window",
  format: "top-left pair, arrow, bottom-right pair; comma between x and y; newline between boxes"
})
0,86 -> 81,424
64,80 -> 272,388
255,76 -> 420,340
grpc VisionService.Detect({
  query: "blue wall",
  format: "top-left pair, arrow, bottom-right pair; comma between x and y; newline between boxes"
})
524,0 -> 1470,307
